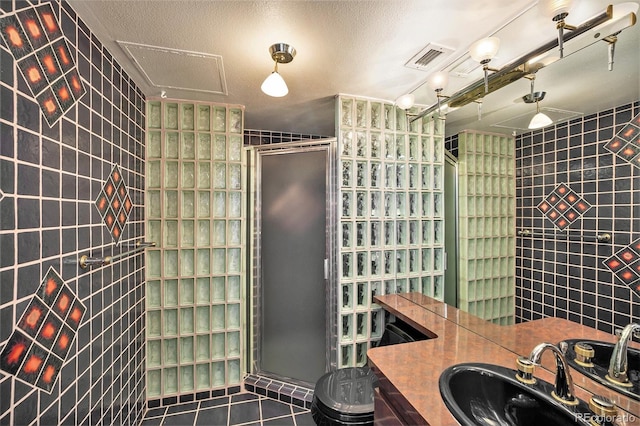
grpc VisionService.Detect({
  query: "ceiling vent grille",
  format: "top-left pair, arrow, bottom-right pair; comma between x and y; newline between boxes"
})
449,55 -> 483,78
405,43 -> 454,71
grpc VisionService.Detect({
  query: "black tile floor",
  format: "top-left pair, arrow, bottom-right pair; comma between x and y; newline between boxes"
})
141,393 -> 315,426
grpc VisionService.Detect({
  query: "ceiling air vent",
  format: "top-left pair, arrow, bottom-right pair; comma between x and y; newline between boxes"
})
405,43 -> 454,71
449,55 -> 483,78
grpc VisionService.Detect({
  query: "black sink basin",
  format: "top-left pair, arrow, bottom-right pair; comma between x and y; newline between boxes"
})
439,363 -> 591,426
564,339 -> 640,401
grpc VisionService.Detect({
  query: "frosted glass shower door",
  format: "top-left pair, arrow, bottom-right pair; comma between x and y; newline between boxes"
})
259,149 -> 328,385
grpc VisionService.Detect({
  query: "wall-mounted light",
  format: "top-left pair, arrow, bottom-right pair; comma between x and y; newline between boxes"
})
261,43 -> 296,97
469,36 -> 500,93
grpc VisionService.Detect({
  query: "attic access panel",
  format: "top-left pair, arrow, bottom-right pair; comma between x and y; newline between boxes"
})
118,41 -> 228,95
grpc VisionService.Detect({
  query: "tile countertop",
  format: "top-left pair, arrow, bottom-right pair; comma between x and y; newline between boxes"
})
367,293 -> 640,425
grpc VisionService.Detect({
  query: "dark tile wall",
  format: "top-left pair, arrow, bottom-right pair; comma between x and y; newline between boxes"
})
515,101 -> 640,333
0,0 -> 146,424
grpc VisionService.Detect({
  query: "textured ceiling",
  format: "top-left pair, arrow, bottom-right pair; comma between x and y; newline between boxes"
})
68,0 -> 639,137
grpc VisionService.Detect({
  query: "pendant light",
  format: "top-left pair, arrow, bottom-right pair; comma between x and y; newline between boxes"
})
261,43 -> 296,97
524,75 -> 552,130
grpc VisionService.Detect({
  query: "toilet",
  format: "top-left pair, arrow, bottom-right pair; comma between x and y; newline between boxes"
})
311,320 -> 429,425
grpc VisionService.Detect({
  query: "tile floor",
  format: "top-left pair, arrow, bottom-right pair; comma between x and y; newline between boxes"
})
141,393 -> 315,426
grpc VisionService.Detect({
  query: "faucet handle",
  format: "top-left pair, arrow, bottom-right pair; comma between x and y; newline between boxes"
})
558,341 -> 568,354
614,327 -> 640,340
588,395 -> 617,426
515,356 -> 536,385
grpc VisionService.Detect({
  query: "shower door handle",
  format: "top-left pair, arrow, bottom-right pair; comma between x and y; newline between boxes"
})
324,258 -> 329,280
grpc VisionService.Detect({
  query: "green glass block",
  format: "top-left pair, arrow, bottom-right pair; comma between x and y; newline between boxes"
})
421,276 -> 433,297
164,366 -> 178,394
340,344 -> 353,368
196,335 -> 210,361
164,161 -> 178,188
213,163 -> 226,189
228,220 -> 241,245
165,132 -> 179,159
370,102 -> 381,129
161,220 -> 176,247
181,162 -> 195,188
214,134 -> 226,160
212,361 -> 225,386
182,104 -> 195,130
164,279 -> 178,306
213,192 -> 226,217
227,331 -> 240,357
182,191 -> 195,218
229,164 -> 241,190
148,102 -> 162,128
197,163 -> 211,189
227,304 -> 240,329
182,133 -> 196,160
197,249 -> 211,276
212,304 -> 225,330
164,250 -> 179,277
384,104 -> 394,130
180,365 -> 194,392
197,191 -> 211,218
180,336 -> 194,363
341,98 -> 353,127
229,108 -> 242,133
229,135 -> 242,162
213,107 -> 226,132
181,249 -> 194,276
196,363 -> 210,390
196,306 -> 210,333
341,314 -> 352,341
147,369 -> 161,397
355,100 -> 366,128
228,359 -> 240,384
164,308 -> 178,336
212,333 -> 225,359
147,160 -> 161,189
164,191 -> 178,218
147,251 -> 161,278
196,278 -> 210,304
228,192 -> 241,218
179,278 -> 194,305
197,134 -> 211,162
213,249 -> 226,274
147,131 -> 162,158
147,280 -> 161,308
165,103 -> 178,129
228,276 -> 240,301
147,190 -> 161,218
180,220 -> 193,247
341,283 -> 352,311
196,220 -> 210,247
213,220 -> 226,246
180,308 -> 194,334
147,310 -> 161,337
164,339 -> 178,365
356,342 -> 368,366
147,221 -> 161,247
228,249 -> 240,274
197,105 -> 211,131
212,277 -> 225,302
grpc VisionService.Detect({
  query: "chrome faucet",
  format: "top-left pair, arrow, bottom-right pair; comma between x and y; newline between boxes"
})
607,322 -> 640,386
516,342 -> 578,405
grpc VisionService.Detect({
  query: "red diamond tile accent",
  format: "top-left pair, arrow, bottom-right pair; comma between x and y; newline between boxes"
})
537,183 -> 591,230
605,112 -> 640,169
0,268 -> 85,393
96,164 -> 132,244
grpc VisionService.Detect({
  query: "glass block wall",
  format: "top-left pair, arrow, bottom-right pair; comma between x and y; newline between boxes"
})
144,101 -> 245,401
457,131 -> 516,324
337,96 -> 445,367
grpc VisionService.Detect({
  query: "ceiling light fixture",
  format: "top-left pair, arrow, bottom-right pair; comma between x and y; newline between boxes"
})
427,71 -> 449,114
410,3 -> 638,124
538,0 -> 576,58
395,93 -> 415,110
523,75 -> 552,129
261,43 -> 296,97
468,36 -> 500,93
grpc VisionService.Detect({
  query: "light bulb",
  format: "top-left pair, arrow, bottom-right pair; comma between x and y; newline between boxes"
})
528,112 -> 553,129
469,37 -> 500,63
538,0 -> 575,19
427,71 -> 449,92
395,94 -> 415,110
261,71 -> 288,97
